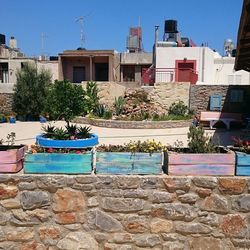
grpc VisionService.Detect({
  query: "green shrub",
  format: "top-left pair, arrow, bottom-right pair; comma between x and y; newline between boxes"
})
188,125 -> 217,153
44,80 -> 85,124
13,62 -> 52,119
168,101 -> 189,116
103,110 -> 113,119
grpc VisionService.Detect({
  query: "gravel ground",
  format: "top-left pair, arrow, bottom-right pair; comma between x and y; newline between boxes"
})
0,121 -> 243,147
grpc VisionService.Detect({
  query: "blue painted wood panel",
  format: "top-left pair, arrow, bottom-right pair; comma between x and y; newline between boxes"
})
96,152 -> 162,175
24,153 -> 92,174
236,152 -> 250,176
210,95 -> 222,111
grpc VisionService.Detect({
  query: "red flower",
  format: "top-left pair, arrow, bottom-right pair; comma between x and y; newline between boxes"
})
47,148 -> 54,153
76,150 -> 81,154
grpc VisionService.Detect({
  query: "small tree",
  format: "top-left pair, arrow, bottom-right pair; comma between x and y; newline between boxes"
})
44,80 -> 85,125
83,81 -> 99,114
188,125 -> 217,153
13,62 -> 52,120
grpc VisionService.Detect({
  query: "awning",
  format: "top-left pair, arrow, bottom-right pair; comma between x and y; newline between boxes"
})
235,0 -> 250,71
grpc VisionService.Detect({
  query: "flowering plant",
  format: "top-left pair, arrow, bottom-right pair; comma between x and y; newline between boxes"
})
28,144 -> 92,154
97,139 -> 166,156
232,136 -> 250,154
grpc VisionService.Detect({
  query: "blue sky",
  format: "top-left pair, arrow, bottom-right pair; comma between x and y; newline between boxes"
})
1,0 -> 243,57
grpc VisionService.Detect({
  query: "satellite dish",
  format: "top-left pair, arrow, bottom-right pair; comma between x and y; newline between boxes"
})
224,39 -> 234,57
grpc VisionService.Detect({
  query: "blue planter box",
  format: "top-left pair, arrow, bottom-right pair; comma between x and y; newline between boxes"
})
9,117 -> 16,123
96,152 -> 163,175
236,152 -> 250,176
36,134 -> 99,148
24,152 -> 93,174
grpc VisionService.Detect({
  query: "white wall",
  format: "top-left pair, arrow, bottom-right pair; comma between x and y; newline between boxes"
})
213,57 -> 250,85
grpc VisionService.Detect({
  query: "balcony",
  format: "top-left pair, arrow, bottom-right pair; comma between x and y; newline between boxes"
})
142,67 -> 198,85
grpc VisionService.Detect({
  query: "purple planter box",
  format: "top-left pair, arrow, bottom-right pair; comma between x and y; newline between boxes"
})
0,145 -> 27,173
167,150 -> 235,176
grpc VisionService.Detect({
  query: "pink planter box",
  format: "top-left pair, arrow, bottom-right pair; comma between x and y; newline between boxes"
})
0,145 -> 27,173
167,150 -> 235,176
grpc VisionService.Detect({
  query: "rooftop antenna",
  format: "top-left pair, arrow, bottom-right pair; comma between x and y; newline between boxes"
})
76,16 -> 85,48
41,32 -> 48,56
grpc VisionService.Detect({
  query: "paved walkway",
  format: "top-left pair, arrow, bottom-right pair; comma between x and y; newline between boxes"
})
0,121 -> 243,147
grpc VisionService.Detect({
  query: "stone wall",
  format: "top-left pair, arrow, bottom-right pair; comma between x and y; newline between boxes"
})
0,174 -> 249,249
146,82 -> 190,112
74,117 -> 191,129
190,85 -> 250,114
0,93 -> 14,114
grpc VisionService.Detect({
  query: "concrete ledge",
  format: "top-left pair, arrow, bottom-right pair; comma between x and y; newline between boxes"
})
74,116 -> 191,129
0,83 -> 15,93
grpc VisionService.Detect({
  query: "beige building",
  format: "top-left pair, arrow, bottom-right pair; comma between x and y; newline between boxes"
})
58,49 -> 120,83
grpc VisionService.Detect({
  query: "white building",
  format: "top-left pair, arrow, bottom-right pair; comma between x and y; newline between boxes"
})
153,44 -> 250,85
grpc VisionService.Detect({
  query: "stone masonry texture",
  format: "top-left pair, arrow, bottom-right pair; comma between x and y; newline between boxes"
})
0,175 -> 249,249
190,85 -> 250,114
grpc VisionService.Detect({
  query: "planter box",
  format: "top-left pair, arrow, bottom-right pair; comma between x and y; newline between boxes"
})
24,152 -> 93,174
236,152 -> 250,176
0,145 -> 26,173
96,152 -> 163,175
36,134 -> 99,148
166,150 -> 235,176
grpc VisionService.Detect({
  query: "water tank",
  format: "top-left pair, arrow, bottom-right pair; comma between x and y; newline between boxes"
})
164,20 -> 177,33
0,34 -> 5,45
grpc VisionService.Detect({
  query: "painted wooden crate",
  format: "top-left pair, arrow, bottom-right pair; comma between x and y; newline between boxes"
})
96,152 -> 163,175
0,145 -> 26,173
167,150 -> 235,176
235,152 -> 250,176
24,152 -> 93,174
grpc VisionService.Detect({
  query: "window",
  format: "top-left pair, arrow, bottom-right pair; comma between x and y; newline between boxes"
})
0,63 -> 9,83
230,89 -> 244,102
123,65 -> 135,82
73,67 -> 85,83
228,75 -> 242,84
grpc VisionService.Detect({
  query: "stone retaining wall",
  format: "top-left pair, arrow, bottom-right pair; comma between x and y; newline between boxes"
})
74,117 -> 191,129
0,174 -> 249,249
0,93 -> 14,114
190,85 -> 250,114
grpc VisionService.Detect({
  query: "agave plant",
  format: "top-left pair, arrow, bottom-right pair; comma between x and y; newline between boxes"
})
94,104 -> 106,118
65,123 -> 78,137
42,124 -> 56,138
77,126 -> 92,139
53,127 -> 69,140
114,96 -> 125,116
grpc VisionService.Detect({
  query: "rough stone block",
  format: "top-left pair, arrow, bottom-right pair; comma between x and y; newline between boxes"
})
218,178 -> 246,194
52,188 -> 86,213
20,191 -> 50,210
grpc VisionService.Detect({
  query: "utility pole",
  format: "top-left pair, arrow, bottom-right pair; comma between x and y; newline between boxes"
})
41,32 -> 48,57
76,16 -> 85,48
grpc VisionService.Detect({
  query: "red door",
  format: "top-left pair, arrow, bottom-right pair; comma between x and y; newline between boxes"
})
175,60 -> 197,84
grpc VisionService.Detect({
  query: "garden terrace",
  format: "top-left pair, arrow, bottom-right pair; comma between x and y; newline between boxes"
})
0,174 -> 249,249
74,117 -> 191,129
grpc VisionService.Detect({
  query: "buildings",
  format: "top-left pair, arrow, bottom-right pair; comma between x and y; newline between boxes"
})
1,17 -> 250,86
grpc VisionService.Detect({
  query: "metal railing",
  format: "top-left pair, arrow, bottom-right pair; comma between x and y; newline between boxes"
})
142,67 -> 198,85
